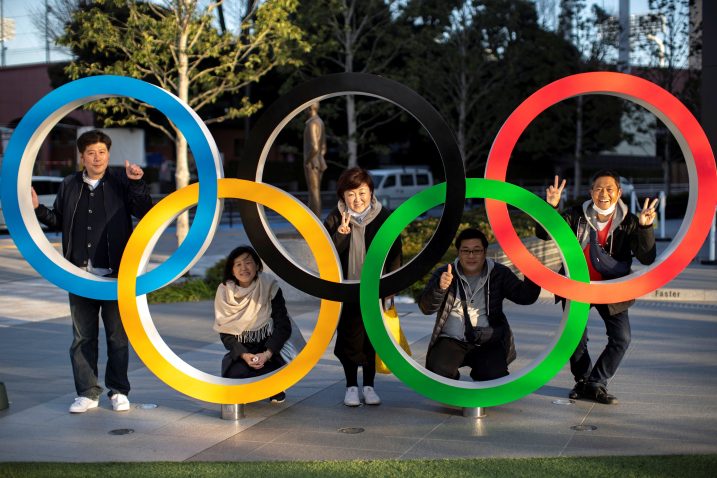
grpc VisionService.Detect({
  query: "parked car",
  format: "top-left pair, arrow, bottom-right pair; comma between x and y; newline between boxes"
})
0,176 -> 64,230
368,167 -> 434,209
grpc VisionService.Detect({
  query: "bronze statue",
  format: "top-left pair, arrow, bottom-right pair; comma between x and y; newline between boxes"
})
303,102 -> 327,216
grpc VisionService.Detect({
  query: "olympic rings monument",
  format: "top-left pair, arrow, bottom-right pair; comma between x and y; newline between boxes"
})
2,72 -> 716,414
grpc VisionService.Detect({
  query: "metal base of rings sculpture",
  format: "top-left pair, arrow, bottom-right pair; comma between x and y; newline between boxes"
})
2,72 -> 715,407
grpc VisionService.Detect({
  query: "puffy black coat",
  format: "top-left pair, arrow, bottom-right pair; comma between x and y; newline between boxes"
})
536,202 -> 656,314
418,261 -> 540,364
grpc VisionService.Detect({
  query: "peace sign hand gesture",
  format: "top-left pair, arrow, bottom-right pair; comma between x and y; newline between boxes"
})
337,211 -> 351,234
638,197 -> 659,226
546,175 -> 566,208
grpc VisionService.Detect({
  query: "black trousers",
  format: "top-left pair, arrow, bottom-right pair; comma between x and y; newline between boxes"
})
222,354 -> 285,379
570,304 -> 631,387
426,335 -> 508,382
68,293 -> 129,399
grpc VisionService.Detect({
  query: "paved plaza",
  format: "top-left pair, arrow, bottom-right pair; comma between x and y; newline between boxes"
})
0,220 -> 715,461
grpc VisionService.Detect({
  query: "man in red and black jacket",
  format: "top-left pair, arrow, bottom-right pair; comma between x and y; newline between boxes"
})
537,170 -> 658,405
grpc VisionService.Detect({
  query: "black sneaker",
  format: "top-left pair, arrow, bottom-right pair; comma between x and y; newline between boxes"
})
588,385 -> 617,405
270,391 -> 286,403
568,380 -> 586,400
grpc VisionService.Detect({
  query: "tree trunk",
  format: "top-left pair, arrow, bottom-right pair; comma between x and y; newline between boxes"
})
346,94 -> 358,168
344,12 -> 357,168
175,13 -> 191,246
457,41 -> 467,165
572,95 -> 583,200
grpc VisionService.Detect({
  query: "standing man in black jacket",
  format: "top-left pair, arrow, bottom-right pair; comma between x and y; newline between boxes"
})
418,228 -> 540,382
33,130 -> 153,413
537,170 -> 658,404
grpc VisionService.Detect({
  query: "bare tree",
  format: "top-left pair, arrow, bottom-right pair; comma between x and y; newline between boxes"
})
635,0 -> 700,196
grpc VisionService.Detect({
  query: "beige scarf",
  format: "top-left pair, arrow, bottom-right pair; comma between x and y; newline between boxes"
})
213,273 -> 279,342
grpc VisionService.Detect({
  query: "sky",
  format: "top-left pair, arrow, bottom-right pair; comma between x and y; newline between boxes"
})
0,0 -> 653,68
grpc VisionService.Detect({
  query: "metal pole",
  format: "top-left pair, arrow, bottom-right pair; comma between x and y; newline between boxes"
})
1,0 -> 6,68
221,403 -> 245,420
659,190 -> 666,239
0,382 -> 9,410
45,0 -> 50,63
630,190 -> 637,215
618,0 -> 630,72
463,407 -> 486,419
710,212 -> 716,261
701,210 -> 716,265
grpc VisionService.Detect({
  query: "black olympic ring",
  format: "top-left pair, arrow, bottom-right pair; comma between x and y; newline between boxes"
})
236,72 -> 466,302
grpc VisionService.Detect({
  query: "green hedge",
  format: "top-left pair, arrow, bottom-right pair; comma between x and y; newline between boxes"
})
147,206 -> 534,304
399,206 -> 534,299
147,259 -> 225,304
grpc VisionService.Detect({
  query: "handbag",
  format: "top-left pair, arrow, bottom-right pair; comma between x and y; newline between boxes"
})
589,228 -> 631,279
280,316 -> 307,363
376,298 -> 412,374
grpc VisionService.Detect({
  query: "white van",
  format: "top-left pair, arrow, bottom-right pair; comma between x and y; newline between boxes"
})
0,176 -> 64,230
369,167 -> 434,209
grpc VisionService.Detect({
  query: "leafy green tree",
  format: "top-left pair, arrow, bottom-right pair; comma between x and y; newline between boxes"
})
409,1 -> 570,175
57,0 -> 308,245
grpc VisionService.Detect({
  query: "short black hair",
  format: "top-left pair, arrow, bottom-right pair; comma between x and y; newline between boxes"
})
336,167 -> 374,201
455,228 -> 488,250
223,245 -> 263,285
77,129 -> 112,154
591,169 -> 621,189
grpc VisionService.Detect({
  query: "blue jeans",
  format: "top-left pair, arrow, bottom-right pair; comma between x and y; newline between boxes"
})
570,304 -> 631,387
68,293 -> 130,399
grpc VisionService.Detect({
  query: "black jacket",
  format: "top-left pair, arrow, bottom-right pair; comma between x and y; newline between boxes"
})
219,289 -> 292,362
418,261 -> 540,364
536,200 -> 656,314
323,205 -> 402,288
35,170 -> 152,275
323,202 -> 402,364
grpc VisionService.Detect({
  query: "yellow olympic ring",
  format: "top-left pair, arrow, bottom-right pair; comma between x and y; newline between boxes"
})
117,179 -> 342,404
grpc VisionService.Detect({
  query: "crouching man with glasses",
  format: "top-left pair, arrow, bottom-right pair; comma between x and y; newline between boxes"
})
418,228 -> 540,381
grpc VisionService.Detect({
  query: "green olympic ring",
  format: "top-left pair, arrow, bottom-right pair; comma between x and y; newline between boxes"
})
360,178 -> 590,408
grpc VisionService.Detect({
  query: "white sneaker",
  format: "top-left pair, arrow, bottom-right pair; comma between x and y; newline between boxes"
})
110,393 -> 130,412
344,386 -> 360,407
69,396 -> 99,413
362,386 -> 381,405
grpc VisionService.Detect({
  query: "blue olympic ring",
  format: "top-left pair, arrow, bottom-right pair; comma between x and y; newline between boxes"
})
0,76 -> 223,299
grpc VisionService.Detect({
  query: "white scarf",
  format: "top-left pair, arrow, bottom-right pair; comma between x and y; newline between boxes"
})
213,273 -> 279,341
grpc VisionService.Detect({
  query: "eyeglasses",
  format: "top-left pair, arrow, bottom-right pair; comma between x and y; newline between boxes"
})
459,248 -> 485,256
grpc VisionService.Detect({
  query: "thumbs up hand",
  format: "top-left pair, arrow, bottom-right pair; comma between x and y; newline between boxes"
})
439,264 -> 453,290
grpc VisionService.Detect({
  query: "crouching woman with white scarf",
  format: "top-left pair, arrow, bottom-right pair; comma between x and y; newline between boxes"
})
214,246 -> 291,402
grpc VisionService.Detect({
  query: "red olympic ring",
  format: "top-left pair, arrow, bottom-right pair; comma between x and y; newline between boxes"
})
485,72 -> 717,304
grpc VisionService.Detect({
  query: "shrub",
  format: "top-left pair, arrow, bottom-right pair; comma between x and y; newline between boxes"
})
400,206 -> 535,300
146,207 -> 535,303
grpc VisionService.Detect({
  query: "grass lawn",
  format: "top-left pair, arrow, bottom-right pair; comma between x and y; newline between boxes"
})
1,455 -> 716,477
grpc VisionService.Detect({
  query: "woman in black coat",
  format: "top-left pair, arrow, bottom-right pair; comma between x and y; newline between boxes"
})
324,168 -> 401,407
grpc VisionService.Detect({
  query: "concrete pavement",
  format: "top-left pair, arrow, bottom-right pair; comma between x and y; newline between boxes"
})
0,218 -> 715,462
